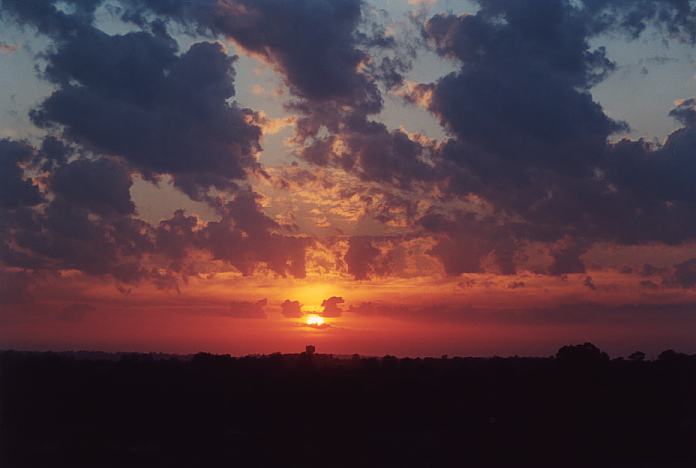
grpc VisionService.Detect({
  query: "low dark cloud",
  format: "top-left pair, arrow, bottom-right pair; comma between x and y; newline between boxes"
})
667,258 -> 696,289
281,300 -> 303,318
321,296 -> 345,317
418,211 -> 517,275
227,299 -> 268,319
583,276 -> 597,291
346,299 -> 696,327
344,237 -> 380,280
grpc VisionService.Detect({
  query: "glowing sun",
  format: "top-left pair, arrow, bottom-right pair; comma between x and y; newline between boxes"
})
305,314 -> 325,327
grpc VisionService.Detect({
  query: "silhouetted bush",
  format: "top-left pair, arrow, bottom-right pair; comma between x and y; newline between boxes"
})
0,345 -> 694,468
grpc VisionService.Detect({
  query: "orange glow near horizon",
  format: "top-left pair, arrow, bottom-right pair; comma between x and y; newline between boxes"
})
305,314 -> 325,327
291,283 -> 339,310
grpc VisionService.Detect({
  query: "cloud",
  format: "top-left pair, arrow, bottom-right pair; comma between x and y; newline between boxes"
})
372,0 -> 696,275
281,299 -> 303,318
583,276 -> 597,291
226,299 -> 268,319
665,258 -> 696,289
321,296 -> 345,317
51,158 -> 135,215
670,98 -> 696,128
119,0 -> 400,110
0,139 -> 43,209
418,211 -> 517,275
345,299 -> 696,327
2,0 -> 696,293
30,35 -> 262,201
0,0 -> 313,286
549,239 -> 589,276
0,42 -> 17,54
344,237 -> 380,280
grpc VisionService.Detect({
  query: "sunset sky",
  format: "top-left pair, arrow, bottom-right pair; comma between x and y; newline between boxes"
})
1,0 -> 696,357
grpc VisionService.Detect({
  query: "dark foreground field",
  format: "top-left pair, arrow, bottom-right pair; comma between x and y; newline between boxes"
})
1,344 -> 694,468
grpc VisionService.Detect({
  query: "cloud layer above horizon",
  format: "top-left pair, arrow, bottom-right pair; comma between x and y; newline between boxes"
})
1,0 -> 696,355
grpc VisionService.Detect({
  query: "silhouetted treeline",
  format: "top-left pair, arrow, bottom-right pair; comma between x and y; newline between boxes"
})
1,343 -> 695,468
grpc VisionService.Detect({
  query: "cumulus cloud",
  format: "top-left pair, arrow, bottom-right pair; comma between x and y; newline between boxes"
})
119,0 -> 404,110
51,158 -> 135,215
344,237 -> 381,280
2,0 -> 696,295
31,36 -> 261,201
0,0 -> 314,287
281,300 -> 303,318
321,296 -> 345,317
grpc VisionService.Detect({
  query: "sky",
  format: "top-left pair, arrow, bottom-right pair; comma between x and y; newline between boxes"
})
1,0 -> 696,357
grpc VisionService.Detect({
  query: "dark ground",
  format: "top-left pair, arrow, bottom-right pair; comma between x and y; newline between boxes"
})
1,343 -> 694,468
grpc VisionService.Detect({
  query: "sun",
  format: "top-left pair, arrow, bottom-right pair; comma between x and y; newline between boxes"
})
305,314 -> 325,327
